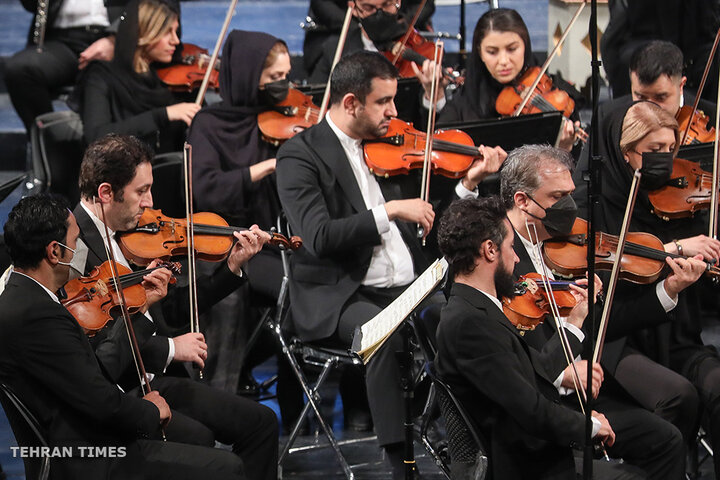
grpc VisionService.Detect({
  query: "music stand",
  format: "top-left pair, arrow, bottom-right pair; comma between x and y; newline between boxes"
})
0,174 -> 25,205
678,142 -> 715,168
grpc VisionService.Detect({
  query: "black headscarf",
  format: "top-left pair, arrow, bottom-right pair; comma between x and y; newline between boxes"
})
187,30 -> 282,228
574,100 -> 704,243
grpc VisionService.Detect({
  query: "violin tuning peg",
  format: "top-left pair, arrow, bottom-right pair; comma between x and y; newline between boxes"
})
384,173 -> 389,179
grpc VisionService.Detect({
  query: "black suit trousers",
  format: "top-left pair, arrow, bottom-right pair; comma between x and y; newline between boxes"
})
133,376 -> 278,480
4,28 -> 104,133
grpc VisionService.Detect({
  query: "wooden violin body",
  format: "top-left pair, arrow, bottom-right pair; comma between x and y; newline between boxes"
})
385,29 -> 436,77
495,66 -> 575,118
647,157 -> 712,221
502,272 -> 576,331
62,261 -> 146,336
157,43 -> 220,93
677,105 -> 716,145
363,118 -> 479,179
118,208 -> 303,266
257,88 -> 320,146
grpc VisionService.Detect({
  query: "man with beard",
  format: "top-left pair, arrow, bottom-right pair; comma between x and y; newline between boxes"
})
276,51 -> 503,478
435,196 -> 644,480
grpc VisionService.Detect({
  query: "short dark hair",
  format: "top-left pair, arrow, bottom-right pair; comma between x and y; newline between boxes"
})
329,51 -> 399,105
438,196 -> 509,276
629,40 -> 684,85
4,195 -> 71,270
78,134 -> 153,201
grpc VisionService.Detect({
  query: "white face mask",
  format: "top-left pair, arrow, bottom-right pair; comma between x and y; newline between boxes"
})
56,240 -> 88,281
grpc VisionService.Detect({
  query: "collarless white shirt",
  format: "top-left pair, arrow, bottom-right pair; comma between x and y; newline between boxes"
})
326,113 -> 415,287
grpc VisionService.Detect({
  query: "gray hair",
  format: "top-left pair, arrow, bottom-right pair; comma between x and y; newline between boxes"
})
500,144 -> 574,207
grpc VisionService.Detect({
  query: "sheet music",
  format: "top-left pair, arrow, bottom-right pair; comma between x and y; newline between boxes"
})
354,257 -> 448,363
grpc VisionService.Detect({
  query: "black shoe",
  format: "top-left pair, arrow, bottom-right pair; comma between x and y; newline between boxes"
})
344,407 -> 373,432
236,370 -> 260,396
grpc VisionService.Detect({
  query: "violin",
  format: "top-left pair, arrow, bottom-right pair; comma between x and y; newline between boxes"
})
363,118 -> 481,179
257,88 -> 320,146
502,272 -> 578,331
382,30 -> 462,86
157,43 -> 220,93
62,260 -> 181,336
676,105 -> 716,145
542,218 -> 720,284
647,157 -> 713,220
117,208 -> 303,266
495,66 -> 588,142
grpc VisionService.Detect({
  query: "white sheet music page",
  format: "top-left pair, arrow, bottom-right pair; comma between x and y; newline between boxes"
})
355,257 -> 448,363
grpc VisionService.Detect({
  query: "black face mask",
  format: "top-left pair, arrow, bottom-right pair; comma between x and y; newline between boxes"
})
358,9 -> 406,49
259,78 -> 290,105
526,193 -> 578,237
638,151 -> 674,190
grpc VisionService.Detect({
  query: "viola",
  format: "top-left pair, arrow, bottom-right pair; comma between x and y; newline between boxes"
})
495,66 -> 587,143
676,105 -> 716,145
362,118 -> 481,179
157,43 -> 220,93
647,157 -> 713,220
542,218 -> 720,284
257,88 -> 320,146
117,208 -> 303,266
62,260 -> 181,336
502,272 -> 578,331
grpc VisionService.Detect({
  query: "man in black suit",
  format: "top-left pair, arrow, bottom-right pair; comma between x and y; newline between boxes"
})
435,196 -> 649,480
276,51 -> 504,478
70,134 -> 278,480
500,144 -> 688,479
0,194 -> 244,479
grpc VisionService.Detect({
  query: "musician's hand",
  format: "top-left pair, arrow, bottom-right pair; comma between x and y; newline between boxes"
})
671,235 -> 720,262
172,332 -> 208,368
249,158 -> 277,182
557,119 -> 577,152
385,199 -> 435,238
166,102 -> 201,125
411,60 -> 447,104
591,411 -> 615,446
561,360 -> 603,399
566,283 -> 589,328
143,390 -> 172,426
664,255 -> 705,298
463,145 -> 507,188
226,225 -> 271,275
574,273 -> 603,304
78,35 -> 115,70
141,259 -> 172,311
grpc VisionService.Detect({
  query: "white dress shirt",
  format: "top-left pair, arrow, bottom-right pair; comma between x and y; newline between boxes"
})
55,0 -> 110,29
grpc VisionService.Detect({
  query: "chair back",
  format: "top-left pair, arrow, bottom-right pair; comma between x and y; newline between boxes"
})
0,382 -> 50,480
29,111 -> 84,204
429,367 -> 489,480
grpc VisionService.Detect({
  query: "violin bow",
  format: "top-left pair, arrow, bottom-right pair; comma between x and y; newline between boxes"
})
194,0 -> 239,106
593,170 -> 642,364
678,27 -> 720,149
390,0 -> 428,66
512,1 -> 586,117
183,143 -> 203,379
418,40 -> 443,244
709,37 -> 720,239
318,6 -> 353,120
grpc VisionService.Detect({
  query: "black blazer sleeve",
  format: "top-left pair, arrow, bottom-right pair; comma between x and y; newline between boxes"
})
18,305 -> 160,437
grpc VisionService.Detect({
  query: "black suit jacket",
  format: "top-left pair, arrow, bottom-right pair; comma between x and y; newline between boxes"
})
72,204 -> 245,384
276,119 -> 430,341
309,26 -> 365,84
435,282 -> 586,480
0,272 -> 159,479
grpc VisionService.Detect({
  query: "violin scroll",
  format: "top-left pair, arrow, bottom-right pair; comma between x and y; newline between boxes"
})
268,232 -> 303,250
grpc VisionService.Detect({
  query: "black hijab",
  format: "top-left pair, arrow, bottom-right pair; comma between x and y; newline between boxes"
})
187,30 -> 282,228
574,100 -> 704,243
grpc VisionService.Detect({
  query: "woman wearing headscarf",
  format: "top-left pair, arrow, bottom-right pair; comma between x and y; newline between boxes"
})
76,0 -> 199,152
574,100 -> 720,476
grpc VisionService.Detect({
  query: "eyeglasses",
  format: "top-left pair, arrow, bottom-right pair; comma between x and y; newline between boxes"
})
355,0 -> 400,15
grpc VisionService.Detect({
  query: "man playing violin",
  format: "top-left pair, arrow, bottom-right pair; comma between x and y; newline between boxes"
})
501,144 -> 687,479
70,134 -> 278,480
0,194 -> 245,480
276,51 -> 504,478
435,196 -> 646,480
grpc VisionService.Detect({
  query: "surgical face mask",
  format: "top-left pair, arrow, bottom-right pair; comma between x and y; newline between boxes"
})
525,193 -> 578,237
56,240 -> 86,281
358,8 -> 406,49
259,78 -> 290,105
638,151 -> 674,190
